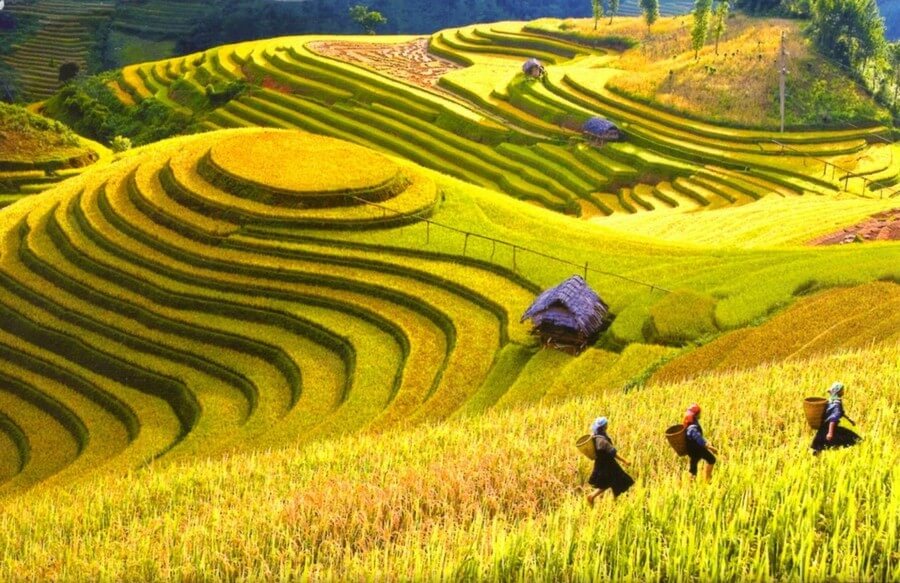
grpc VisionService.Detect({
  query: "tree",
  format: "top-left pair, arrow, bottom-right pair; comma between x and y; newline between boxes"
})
692,0 -> 713,59
712,0 -> 730,55
734,0 -> 782,12
609,0 -> 620,23
592,0 -> 603,30
175,0 -> 346,55
640,0 -> 659,31
0,71 -> 16,103
810,0 -> 886,70
349,4 -> 387,35
58,62 -> 80,84
110,135 -> 132,153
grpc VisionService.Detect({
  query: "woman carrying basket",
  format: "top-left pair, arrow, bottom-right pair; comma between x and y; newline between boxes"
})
811,382 -> 861,455
586,416 -> 634,505
684,404 -> 717,481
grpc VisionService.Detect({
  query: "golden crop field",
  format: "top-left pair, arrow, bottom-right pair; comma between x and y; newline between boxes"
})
1,11 -> 898,581
526,16 -> 890,129
0,345 -> 895,580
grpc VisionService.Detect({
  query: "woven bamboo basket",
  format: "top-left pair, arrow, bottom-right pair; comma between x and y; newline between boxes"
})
804,397 -> 827,429
576,434 -> 595,460
665,424 -> 688,456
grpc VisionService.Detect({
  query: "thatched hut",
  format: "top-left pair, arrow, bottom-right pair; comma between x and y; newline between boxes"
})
583,117 -> 621,144
520,275 -> 609,354
522,58 -> 545,78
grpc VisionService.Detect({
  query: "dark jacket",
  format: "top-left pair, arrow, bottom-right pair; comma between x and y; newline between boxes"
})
588,432 -> 634,496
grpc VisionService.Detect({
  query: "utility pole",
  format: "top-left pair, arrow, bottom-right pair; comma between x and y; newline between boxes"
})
779,30 -> 787,134
893,50 -> 899,110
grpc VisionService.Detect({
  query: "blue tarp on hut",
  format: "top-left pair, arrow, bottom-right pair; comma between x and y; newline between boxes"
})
520,275 -> 609,351
583,117 -> 619,137
522,58 -> 545,77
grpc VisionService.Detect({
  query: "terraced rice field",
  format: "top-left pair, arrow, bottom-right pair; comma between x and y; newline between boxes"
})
652,281 -> 900,384
111,0 -> 209,40
106,22 -> 899,224
2,124 -> 896,496
1,0 -> 115,101
0,128 -> 569,494
0,344 -> 896,580
0,115 -> 106,209
0,12 -> 897,578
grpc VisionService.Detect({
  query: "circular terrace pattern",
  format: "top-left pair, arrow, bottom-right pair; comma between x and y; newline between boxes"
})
0,128 -> 535,496
205,131 -> 405,207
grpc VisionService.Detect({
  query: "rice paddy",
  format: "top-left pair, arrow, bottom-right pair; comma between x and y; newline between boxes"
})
0,103 -> 106,209
0,13 -> 898,580
0,345 -> 896,580
0,0 -> 115,102
89,19 -> 898,222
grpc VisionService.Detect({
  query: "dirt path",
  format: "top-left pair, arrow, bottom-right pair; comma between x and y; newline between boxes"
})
809,208 -> 900,245
307,38 -> 462,91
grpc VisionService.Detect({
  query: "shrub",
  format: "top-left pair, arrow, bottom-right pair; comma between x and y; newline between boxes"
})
110,135 -> 132,153
58,62 -> 81,84
42,74 -> 195,146
644,289 -> 719,345
205,79 -> 249,108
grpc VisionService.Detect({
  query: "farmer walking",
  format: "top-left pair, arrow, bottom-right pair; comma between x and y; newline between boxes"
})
811,382 -> 861,455
684,404 -> 717,481
586,416 -> 634,505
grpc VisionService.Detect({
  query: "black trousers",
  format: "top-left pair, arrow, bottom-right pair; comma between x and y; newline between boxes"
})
811,425 -> 861,452
687,444 -> 716,476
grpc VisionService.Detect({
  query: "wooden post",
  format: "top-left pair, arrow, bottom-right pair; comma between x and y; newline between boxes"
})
512,246 -> 517,272
490,240 -> 496,261
583,262 -> 589,281
425,221 -> 430,244
463,233 -> 469,256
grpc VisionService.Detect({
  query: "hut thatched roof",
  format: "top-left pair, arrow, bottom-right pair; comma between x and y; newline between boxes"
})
522,58 -> 543,73
583,117 -> 618,135
520,275 -> 609,336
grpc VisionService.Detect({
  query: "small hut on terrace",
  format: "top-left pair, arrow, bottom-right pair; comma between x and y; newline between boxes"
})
520,275 -> 609,354
522,58 -> 545,78
583,117 -> 621,144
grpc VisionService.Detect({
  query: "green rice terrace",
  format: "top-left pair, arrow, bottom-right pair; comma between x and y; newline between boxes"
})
0,102 -> 106,208
72,21 -> 899,218
0,0 -> 115,102
0,9 -> 898,581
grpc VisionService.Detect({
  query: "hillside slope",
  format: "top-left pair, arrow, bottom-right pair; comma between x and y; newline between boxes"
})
0,0 -> 114,102
0,102 -> 105,207
0,125 -> 895,497
39,20 -> 899,219
0,343 -> 895,579
0,0 -> 696,102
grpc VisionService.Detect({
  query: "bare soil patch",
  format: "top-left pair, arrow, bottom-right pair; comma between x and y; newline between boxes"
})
810,208 -> 900,245
307,38 -> 462,91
